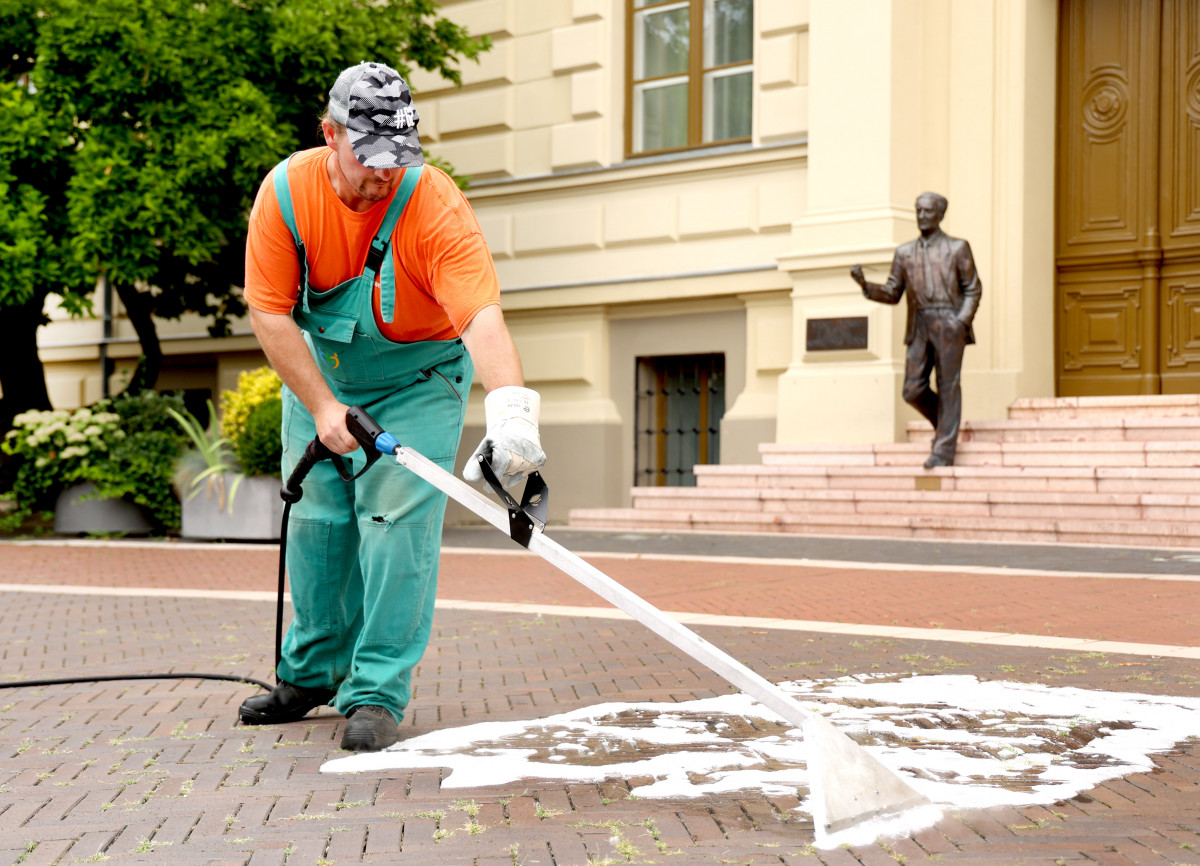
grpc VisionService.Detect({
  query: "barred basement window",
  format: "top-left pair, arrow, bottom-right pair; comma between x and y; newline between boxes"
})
634,354 -> 725,487
627,0 -> 753,156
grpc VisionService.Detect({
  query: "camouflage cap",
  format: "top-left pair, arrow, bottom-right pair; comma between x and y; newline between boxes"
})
328,61 -> 423,170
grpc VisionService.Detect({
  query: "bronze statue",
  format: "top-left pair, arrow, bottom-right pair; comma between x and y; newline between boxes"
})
851,192 -> 982,468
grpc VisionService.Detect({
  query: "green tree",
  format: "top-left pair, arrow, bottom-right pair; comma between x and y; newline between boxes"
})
0,0 -> 90,430
0,0 -> 487,431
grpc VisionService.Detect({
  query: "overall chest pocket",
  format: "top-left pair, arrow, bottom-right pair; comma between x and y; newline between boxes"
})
296,278 -> 386,383
308,326 -> 386,384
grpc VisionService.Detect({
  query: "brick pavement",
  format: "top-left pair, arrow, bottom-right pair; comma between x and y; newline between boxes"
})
5,540 -> 1200,646
2,539 -> 1200,864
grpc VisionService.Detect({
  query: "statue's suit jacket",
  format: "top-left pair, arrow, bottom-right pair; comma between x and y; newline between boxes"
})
865,230 -> 982,346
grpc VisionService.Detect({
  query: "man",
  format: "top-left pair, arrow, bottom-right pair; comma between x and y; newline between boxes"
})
851,192 -> 981,468
237,61 -> 546,752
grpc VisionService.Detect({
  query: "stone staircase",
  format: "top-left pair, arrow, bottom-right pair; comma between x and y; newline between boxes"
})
568,395 -> 1200,548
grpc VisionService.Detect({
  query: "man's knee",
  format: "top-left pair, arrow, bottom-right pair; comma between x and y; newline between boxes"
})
902,380 -> 930,405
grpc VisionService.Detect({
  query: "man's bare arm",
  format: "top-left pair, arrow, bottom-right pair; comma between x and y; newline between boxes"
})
247,307 -> 357,454
457,304 -> 545,486
459,304 -> 524,392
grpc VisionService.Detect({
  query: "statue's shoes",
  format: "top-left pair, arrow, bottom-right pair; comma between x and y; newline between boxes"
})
923,454 -> 952,469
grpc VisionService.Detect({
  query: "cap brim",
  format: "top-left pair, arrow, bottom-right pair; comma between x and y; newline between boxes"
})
348,128 -> 423,170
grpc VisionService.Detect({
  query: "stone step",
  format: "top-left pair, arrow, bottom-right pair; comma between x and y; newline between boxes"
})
627,485 -> 1200,522
567,505 -> 1200,548
759,440 -> 1200,469
1007,394 -> 1200,420
693,464 -> 1200,494
568,395 -> 1200,548
905,415 -> 1200,445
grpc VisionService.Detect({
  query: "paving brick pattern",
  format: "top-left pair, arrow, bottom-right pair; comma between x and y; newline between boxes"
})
6,543 -> 1200,647
3,543 -> 1200,864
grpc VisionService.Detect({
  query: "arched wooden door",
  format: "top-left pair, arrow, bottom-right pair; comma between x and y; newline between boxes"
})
1056,0 -> 1200,395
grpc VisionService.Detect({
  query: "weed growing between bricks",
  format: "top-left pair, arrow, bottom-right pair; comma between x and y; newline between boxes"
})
7,589 -> 1200,862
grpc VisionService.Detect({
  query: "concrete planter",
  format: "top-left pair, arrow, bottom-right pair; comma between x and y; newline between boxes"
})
54,482 -> 153,535
181,473 -> 283,541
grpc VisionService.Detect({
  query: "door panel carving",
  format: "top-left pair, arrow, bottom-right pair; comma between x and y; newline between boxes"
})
1058,271 -> 1145,376
1161,0 -> 1200,244
1054,0 -> 1200,394
1058,0 -> 1152,254
1161,268 -> 1200,391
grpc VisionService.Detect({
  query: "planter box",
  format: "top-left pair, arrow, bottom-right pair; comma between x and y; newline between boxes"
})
54,482 -> 153,535
181,474 -> 284,541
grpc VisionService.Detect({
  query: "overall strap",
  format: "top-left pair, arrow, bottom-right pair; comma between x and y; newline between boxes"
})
271,153 -> 313,313
364,165 -> 424,324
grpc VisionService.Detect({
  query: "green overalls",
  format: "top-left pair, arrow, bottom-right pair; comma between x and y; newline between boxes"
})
271,155 -> 474,723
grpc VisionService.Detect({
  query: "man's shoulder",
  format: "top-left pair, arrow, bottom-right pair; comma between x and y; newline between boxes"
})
408,162 -> 481,233
415,162 -> 468,203
258,148 -> 327,206
275,148 -> 327,183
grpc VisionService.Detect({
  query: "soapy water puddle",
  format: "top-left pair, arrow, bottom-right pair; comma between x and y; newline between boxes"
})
323,674 -> 1200,844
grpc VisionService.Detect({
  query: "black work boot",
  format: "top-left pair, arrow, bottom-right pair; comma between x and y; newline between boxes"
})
341,705 -> 399,752
239,680 -> 336,725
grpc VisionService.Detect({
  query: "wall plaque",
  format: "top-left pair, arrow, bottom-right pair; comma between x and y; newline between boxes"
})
806,316 -> 868,351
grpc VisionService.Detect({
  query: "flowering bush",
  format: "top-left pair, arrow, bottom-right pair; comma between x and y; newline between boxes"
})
2,406 -> 126,512
1,391 -> 189,532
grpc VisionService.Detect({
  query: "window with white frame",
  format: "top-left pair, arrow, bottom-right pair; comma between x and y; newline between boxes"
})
628,0 -> 753,155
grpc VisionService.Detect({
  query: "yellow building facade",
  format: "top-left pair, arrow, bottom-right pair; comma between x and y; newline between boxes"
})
30,1 -> 1122,522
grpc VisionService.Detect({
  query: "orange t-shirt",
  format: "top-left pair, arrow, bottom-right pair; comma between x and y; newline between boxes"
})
243,148 -> 500,342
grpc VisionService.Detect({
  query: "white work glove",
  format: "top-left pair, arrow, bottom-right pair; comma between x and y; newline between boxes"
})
463,386 -> 546,489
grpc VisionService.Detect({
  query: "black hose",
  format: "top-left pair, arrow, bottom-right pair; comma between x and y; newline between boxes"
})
276,499 -> 291,672
0,495 -> 301,696
2,427 -> 344,697
0,672 -> 272,690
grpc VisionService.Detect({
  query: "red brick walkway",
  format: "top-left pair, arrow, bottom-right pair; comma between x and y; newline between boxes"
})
3,542 -> 1197,645
4,539 -> 1200,864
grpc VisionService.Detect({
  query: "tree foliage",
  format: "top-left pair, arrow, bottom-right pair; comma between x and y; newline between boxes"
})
0,0 -> 487,426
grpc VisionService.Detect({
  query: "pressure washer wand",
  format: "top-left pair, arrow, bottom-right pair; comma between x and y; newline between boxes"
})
333,405 -> 932,838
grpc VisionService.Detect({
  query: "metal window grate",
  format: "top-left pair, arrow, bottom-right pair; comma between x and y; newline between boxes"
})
634,354 -> 725,487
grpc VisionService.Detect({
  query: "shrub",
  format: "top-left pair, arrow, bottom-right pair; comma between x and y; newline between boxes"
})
236,397 -> 283,478
0,390 -> 189,532
88,390 -> 190,530
1,406 -> 126,514
168,368 -> 283,517
220,366 -> 282,454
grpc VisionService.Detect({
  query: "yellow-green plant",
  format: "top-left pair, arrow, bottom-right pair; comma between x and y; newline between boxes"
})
219,367 -> 282,453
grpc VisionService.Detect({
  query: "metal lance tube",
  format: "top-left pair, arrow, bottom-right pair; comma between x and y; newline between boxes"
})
389,443 -> 932,836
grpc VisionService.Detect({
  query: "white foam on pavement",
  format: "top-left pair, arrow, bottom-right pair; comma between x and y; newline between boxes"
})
322,674 -> 1200,848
